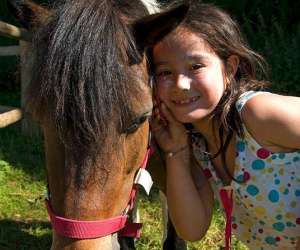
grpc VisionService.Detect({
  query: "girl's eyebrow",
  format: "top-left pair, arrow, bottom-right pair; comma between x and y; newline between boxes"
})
154,61 -> 169,67
185,53 -> 209,61
154,54 -> 210,66
154,53 -> 211,68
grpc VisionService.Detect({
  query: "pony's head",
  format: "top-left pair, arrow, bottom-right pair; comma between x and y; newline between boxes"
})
8,0 -> 188,249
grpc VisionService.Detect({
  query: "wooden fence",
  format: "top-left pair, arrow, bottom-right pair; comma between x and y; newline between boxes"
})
0,20 -> 37,135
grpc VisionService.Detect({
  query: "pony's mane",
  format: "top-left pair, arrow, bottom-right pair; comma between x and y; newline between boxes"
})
26,0 -> 149,184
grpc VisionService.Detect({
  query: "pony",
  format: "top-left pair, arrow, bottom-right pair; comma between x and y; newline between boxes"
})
7,0 -> 188,249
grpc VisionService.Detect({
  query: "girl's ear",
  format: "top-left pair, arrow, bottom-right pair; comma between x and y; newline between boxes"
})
132,2 -> 189,52
7,0 -> 51,30
226,55 -> 239,77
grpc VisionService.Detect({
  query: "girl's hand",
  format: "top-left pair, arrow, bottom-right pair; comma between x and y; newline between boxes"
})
151,101 -> 189,153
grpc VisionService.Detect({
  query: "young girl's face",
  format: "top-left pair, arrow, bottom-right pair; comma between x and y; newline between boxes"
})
153,29 -> 227,124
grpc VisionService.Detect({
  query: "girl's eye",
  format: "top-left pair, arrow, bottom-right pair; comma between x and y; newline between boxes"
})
191,64 -> 203,71
156,70 -> 172,77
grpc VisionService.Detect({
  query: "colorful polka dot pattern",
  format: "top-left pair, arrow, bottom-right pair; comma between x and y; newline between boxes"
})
192,91 -> 300,249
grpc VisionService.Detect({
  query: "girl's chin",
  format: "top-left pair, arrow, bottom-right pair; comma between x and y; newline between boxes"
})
170,104 -> 209,121
173,113 -> 208,124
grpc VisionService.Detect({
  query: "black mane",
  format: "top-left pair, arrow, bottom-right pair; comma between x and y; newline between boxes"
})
26,0 -> 149,183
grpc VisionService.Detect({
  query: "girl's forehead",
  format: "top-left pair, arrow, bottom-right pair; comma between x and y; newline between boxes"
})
153,29 -> 216,59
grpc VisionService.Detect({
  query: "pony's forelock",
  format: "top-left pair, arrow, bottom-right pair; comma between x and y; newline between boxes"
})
26,0 -> 150,185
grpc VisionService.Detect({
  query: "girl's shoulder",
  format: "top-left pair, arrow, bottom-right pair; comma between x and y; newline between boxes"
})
236,90 -> 273,133
235,90 -> 269,113
236,91 -> 300,152
237,90 -> 300,118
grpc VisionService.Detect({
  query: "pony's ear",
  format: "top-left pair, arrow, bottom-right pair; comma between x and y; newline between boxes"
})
7,0 -> 51,30
132,2 -> 189,50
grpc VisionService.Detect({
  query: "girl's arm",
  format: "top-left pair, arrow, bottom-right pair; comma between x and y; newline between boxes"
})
166,150 -> 214,241
151,102 -> 214,241
241,93 -> 300,151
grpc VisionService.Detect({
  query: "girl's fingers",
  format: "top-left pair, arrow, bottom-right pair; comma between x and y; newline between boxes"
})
150,117 -> 168,143
160,103 -> 187,138
150,103 -> 188,151
150,114 -> 164,131
161,103 -> 177,124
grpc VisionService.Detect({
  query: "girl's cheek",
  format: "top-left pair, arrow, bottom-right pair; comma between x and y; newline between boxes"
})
194,73 -> 207,83
156,75 -> 174,85
155,83 -> 169,101
156,85 -> 164,99
193,74 -> 211,90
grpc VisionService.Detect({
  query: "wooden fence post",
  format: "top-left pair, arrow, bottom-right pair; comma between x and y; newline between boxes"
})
0,21 -> 36,133
19,40 -> 40,136
0,105 -> 22,128
0,20 -> 30,41
0,46 -> 20,56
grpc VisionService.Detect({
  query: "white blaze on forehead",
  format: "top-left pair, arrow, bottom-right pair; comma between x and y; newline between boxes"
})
140,0 -> 161,14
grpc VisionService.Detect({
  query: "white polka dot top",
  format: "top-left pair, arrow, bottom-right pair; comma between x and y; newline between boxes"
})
192,91 -> 300,249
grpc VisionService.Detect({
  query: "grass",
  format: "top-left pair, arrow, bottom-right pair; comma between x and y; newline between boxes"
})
0,92 -> 248,249
0,126 -> 51,250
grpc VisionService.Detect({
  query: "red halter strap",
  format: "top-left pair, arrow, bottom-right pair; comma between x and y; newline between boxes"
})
45,146 -> 153,239
45,200 -> 128,239
219,186 -> 234,250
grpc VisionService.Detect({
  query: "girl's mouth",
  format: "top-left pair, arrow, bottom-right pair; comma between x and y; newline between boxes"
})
172,96 -> 200,105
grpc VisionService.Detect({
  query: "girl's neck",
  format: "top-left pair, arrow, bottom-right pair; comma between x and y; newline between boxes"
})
193,117 -> 236,185
192,118 -> 220,144
192,117 -> 231,155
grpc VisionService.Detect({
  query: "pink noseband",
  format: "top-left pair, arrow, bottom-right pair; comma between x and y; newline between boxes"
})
45,146 -> 153,239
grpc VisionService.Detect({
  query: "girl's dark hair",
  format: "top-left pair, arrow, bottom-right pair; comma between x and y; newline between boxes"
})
165,1 -> 269,183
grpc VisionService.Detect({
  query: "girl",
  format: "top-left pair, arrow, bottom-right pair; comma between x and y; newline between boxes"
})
151,2 -> 300,249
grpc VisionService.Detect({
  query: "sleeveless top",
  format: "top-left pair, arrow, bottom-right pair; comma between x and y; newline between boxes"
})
192,91 -> 300,249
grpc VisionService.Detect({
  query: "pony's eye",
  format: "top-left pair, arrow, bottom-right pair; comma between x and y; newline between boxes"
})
124,123 -> 140,134
123,115 -> 149,134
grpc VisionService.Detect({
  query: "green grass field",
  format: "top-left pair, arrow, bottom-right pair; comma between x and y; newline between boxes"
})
0,91 -> 248,249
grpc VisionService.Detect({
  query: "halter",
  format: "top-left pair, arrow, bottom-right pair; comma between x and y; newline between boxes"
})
45,131 -> 154,239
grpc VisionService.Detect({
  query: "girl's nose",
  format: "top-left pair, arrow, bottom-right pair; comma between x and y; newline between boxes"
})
175,74 -> 191,91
